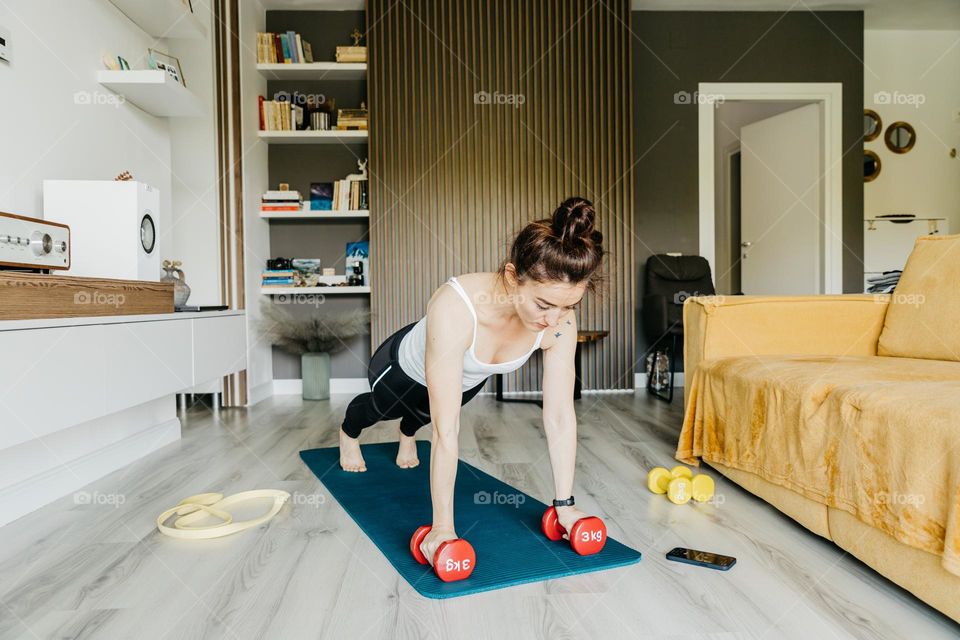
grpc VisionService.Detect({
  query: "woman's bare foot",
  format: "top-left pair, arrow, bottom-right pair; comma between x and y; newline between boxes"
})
396,427 -> 420,468
339,428 -> 367,472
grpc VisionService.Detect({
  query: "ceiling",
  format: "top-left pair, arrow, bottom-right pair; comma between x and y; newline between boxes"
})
261,0 -> 960,30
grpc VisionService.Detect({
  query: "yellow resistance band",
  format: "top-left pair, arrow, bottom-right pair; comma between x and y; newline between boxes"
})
157,490 -> 291,540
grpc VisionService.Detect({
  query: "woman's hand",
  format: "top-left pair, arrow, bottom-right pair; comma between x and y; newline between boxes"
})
555,506 -> 592,540
420,526 -> 459,566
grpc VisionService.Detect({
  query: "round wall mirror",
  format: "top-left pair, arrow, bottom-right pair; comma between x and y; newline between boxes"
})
885,121 -> 916,154
864,109 -> 882,141
864,150 -> 881,182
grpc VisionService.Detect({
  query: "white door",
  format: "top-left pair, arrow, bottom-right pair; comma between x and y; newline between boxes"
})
740,103 -> 822,294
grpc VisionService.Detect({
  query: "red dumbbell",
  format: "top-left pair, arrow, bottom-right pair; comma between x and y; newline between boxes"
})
541,507 -> 607,555
409,525 -> 476,582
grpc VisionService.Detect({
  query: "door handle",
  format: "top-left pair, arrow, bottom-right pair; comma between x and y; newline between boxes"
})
740,241 -> 752,248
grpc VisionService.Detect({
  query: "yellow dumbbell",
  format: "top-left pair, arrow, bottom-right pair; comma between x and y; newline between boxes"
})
646,466 -> 716,505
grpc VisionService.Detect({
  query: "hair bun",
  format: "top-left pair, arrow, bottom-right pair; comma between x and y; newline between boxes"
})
552,197 -> 600,246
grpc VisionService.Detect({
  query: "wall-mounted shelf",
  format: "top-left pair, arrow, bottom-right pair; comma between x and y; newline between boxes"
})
97,70 -> 203,117
107,0 -> 206,39
260,208 -> 369,220
261,286 -> 370,295
257,130 -> 368,144
257,62 -> 366,80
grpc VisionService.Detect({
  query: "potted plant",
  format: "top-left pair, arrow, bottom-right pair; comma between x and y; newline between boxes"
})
260,302 -> 371,400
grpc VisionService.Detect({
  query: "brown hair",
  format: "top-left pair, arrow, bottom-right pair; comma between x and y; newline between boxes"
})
497,197 -> 608,296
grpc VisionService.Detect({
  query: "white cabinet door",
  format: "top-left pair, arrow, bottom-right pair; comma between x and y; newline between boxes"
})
192,315 -> 246,386
105,320 -> 193,414
0,325 -> 106,449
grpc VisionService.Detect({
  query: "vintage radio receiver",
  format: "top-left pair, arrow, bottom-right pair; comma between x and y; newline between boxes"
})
0,212 -> 70,271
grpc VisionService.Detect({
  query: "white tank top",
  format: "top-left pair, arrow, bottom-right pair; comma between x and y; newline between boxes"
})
398,276 -> 546,391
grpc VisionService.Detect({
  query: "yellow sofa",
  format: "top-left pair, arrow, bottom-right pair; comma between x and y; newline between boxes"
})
676,235 -> 960,622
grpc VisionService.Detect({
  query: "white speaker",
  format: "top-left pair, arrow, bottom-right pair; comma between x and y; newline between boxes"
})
42,180 -> 160,281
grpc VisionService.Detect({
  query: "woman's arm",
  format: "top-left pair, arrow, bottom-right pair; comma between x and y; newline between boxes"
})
541,311 -> 590,535
421,288 -> 472,553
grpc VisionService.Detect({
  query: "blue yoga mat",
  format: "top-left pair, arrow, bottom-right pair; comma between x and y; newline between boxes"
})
299,440 -> 641,598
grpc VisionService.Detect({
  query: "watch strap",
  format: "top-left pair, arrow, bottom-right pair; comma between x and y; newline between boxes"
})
552,495 -> 575,507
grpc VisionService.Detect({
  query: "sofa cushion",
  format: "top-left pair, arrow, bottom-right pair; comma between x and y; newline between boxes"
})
878,233 -> 960,361
677,354 -> 960,577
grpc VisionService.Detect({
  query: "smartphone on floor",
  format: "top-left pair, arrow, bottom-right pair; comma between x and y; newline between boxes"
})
666,547 -> 737,571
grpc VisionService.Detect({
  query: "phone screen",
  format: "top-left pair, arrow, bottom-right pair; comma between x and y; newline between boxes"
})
667,547 -> 736,569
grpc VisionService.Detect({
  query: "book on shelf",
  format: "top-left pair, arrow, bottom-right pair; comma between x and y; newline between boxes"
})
329,179 -> 368,211
262,190 -> 302,201
260,189 -> 302,212
258,97 -> 305,131
335,46 -> 366,63
257,32 -> 314,64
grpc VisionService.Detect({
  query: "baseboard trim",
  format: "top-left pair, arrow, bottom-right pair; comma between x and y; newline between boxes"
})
273,378 -> 370,395
248,379 -> 275,406
0,416 -> 180,528
272,378 -> 649,396
635,372 -> 684,389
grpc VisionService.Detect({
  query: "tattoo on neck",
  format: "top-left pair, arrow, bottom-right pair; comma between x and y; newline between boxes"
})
554,331 -> 562,338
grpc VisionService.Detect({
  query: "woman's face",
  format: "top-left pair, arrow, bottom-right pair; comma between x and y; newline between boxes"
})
505,267 -> 586,331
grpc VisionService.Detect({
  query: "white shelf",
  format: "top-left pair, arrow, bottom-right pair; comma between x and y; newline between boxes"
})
260,208 -> 369,220
107,0 -> 206,39
257,62 -> 366,80
97,70 -> 203,117
257,130 -> 367,144
261,286 -> 370,295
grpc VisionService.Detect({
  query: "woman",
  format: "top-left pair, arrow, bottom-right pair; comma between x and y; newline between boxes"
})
340,196 -> 607,566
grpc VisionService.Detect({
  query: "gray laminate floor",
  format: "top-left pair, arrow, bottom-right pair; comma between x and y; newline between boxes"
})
0,390 -> 957,639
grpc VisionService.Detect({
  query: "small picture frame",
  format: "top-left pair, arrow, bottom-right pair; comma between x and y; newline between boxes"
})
148,49 -> 185,87
117,56 -> 130,70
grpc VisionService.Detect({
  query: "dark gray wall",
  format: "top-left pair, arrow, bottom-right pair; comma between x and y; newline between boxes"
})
632,11 -> 865,362
265,11 -> 370,380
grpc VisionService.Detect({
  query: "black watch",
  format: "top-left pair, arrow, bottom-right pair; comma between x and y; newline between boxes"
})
552,496 -> 575,507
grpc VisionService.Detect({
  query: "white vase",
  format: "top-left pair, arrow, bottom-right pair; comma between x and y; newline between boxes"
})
301,352 -> 331,400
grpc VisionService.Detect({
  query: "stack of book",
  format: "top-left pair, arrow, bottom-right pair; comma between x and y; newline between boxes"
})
335,46 -> 366,63
257,32 -> 314,64
258,97 -> 304,131
262,270 -> 295,288
335,107 -> 368,130
261,189 -> 302,214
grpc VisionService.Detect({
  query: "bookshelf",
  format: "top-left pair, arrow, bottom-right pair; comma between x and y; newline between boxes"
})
97,70 -> 203,117
256,62 -> 366,80
259,208 -> 369,220
261,286 -> 371,295
254,12 -> 371,309
256,130 -> 367,144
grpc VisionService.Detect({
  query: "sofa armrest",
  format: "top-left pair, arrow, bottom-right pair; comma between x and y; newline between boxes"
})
683,295 -> 889,409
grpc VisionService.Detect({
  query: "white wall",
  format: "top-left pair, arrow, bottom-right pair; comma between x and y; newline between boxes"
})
864,30 -> 960,232
240,0 -> 273,403
0,0 -> 221,308
167,3 -> 222,306
0,0 -> 172,239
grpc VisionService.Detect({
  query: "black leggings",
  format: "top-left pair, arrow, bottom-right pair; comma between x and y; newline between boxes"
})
341,322 -> 488,438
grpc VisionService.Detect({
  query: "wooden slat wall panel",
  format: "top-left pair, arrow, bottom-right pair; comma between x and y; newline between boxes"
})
214,0 -> 247,406
367,0 -> 634,391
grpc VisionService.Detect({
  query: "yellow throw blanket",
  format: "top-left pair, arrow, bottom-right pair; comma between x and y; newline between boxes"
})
677,354 -> 960,577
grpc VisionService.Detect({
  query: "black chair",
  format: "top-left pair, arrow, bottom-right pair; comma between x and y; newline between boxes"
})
642,255 -> 715,403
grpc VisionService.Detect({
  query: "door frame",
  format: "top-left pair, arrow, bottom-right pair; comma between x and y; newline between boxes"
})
698,82 -> 843,294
